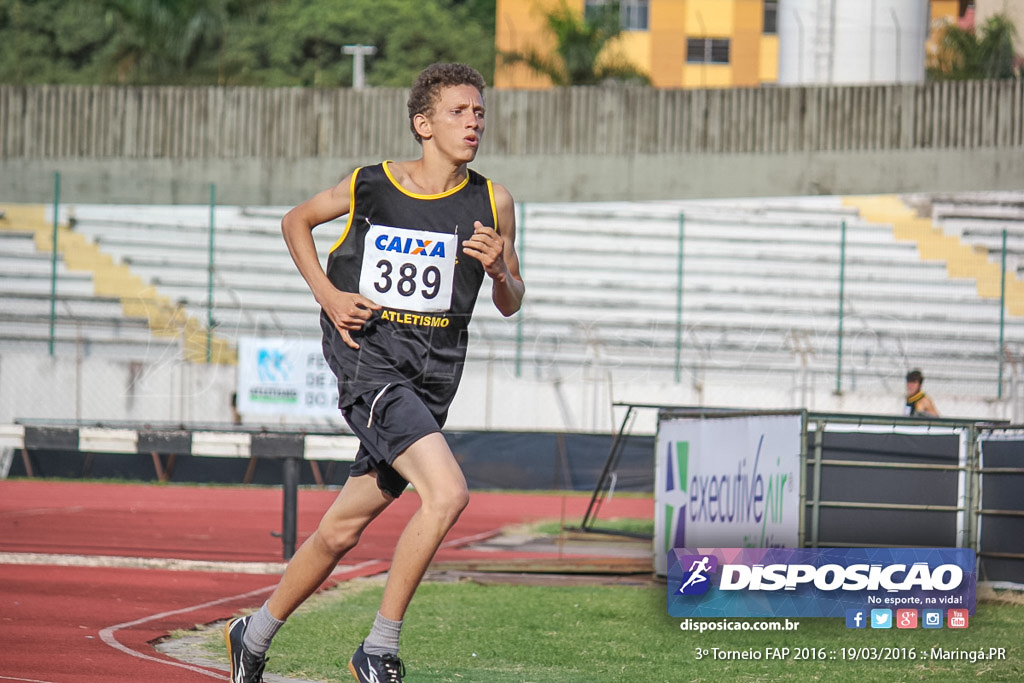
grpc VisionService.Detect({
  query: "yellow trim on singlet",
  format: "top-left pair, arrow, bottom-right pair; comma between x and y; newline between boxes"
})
486,178 -> 499,234
907,390 -> 926,407
382,160 -> 469,199
328,168 -> 362,254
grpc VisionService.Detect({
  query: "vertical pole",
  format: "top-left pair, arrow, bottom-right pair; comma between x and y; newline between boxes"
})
810,420 -> 824,548
342,45 -> 377,89
835,220 -> 847,394
582,405 -> 634,530
281,457 -> 299,560
206,183 -> 216,363
998,229 -> 1007,399
49,171 -> 61,357
968,426 -> 983,555
674,213 -> 685,383
797,410 -> 809,548
962,426 -> 974,552
515,203 -> 525,378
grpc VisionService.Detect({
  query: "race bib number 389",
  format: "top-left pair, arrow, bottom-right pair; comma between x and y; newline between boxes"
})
359,224 -> 457,313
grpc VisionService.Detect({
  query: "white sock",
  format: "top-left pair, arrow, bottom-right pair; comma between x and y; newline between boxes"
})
362,611 -> 402,656
242,603 -> 285,655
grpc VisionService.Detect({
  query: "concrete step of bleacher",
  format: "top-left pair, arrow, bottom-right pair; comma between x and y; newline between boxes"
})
34,196 -> 1024,397
2,293 -> 140,319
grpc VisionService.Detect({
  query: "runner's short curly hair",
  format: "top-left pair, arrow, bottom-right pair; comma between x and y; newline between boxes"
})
407,63 -> 486,144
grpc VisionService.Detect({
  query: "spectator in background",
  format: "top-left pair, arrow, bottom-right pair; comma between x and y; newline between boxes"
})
904,369 -> 939,417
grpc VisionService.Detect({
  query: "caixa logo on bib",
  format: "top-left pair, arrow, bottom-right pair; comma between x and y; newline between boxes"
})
374,233 -> 447,258
667,548 -> 976,618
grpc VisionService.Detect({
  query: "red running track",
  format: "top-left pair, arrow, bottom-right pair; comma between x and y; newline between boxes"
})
0,480 -> 652,682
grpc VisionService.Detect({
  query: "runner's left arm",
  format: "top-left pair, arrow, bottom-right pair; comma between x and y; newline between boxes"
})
461,182 -> 524,317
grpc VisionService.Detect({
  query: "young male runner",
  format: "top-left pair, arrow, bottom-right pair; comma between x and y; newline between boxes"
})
225,62 -> 524,683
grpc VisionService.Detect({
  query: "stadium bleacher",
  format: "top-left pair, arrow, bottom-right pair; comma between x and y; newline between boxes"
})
474,196 -> 1022,398
917,192 -> 1024,278
2,193 -> 1023,420
67,205 -> 329,341
0,225 -> 173,358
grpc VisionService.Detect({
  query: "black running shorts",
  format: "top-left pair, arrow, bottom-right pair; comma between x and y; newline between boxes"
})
342,383 -> 442,498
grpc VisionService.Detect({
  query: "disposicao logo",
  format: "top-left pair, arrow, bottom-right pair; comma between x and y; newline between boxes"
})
677,555 -> 718,595
667,547 -> 976,618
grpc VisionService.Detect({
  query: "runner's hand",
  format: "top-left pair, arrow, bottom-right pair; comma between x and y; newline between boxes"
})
318,288 -> 381,349
462,221 -> 507,279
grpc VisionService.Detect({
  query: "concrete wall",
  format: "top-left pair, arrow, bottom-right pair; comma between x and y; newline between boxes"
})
0,352 -> 1013,436
3,147 -> 1023,205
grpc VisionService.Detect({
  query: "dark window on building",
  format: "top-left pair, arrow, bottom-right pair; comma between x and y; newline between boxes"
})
622,0 -> 649,30
585,1 -> 649,31
686,38 -> 731,64
763,1 -> 778,34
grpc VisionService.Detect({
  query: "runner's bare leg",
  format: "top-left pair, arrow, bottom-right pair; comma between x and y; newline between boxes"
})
378,432 -> 470,621
266,473 -> 393,620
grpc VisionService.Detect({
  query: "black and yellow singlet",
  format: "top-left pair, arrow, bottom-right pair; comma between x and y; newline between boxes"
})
905,391 -> 927,416
321,162 -> 498,422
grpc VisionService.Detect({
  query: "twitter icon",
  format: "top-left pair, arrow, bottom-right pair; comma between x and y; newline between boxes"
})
870,609 -> 892,629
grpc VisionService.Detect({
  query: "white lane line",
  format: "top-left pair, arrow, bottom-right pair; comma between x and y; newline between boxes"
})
77,527 -> 504,678
99,582 -> 278,679
0,552 -> 287,574
97,559 -> 385,678
0,676 -> 61,683
439,528 -> 502,549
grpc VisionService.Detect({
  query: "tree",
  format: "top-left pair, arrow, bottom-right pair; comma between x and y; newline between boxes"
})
217,0 -> 495,87
928,12 -> 1022,81
100,0 -> 255,84
0,0 -> 497,87
498,0 -> 648,86
0,0 -> 113,84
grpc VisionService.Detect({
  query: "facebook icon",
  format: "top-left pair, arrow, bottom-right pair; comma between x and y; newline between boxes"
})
845,609 -> 867,629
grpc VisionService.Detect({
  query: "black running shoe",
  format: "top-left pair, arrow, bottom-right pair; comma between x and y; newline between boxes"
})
224,616 -> 268,683
349,641 -> 406,683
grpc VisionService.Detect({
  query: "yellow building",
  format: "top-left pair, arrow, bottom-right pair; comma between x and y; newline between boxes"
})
495,0 -> 779,89
495,0 -> 965,89
927,0 -> 965,66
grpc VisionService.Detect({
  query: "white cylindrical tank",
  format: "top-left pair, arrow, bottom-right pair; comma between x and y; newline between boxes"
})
778,0 -> 929,84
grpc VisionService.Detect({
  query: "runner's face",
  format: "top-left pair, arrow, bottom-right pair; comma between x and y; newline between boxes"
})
425,84 -> 485,162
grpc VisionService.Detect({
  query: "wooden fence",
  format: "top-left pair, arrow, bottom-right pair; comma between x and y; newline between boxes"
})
1,80 -> 1022,160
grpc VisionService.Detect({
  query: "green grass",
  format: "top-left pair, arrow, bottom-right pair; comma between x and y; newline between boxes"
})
533,516 -> 654,537
213,580 -> 1024,682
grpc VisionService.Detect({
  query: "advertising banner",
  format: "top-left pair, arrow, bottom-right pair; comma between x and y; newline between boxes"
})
668,547 -> 977,620
654,414 -> 803,575
236,337 -> 337,416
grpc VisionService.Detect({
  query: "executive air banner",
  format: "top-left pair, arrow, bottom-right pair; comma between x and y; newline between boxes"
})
236,337 -> 338,416
654,413 -> 802,576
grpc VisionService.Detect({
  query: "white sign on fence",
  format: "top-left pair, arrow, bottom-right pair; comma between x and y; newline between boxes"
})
236,337 -> 337,416
654,414 -> 803,575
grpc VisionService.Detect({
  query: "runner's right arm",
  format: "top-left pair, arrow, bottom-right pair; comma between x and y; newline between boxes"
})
281,174 -> 381,349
